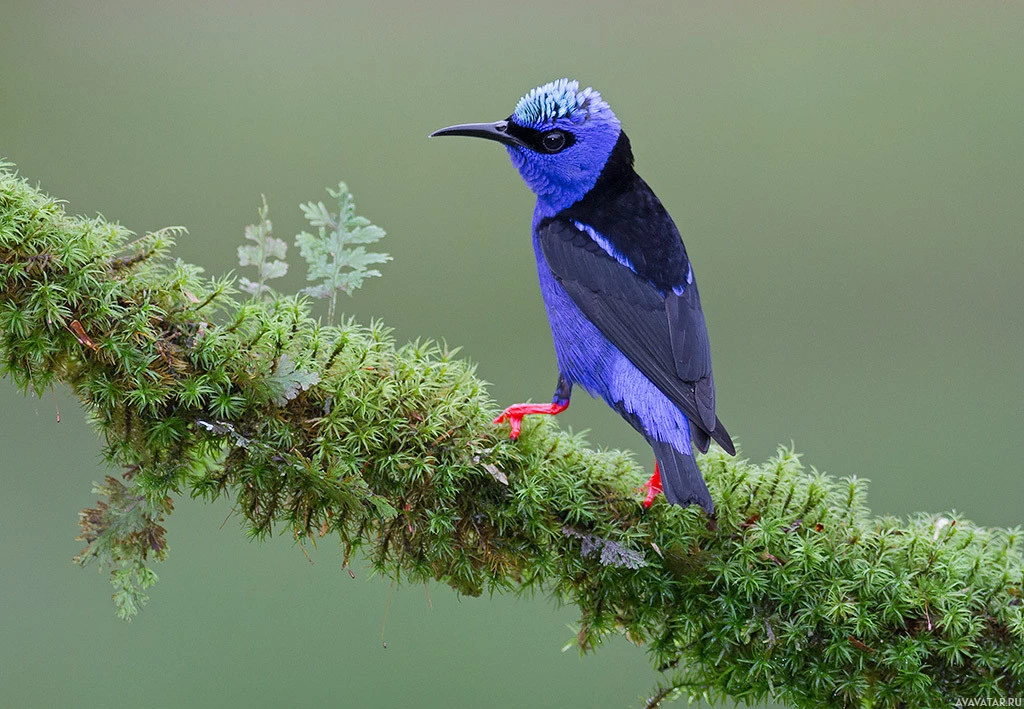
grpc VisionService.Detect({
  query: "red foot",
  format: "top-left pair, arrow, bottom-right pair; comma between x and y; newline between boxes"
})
642,462 -> 663,508
493,401 -> 568,439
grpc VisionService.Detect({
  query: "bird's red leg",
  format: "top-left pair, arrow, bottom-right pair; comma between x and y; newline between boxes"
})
493,401 -> 568,439
642,461 -> 663,508
494,374 -> 571,440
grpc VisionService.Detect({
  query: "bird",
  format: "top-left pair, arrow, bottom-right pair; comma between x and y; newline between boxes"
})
431,79 -> 734,513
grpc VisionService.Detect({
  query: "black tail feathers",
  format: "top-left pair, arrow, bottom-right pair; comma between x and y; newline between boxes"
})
711,416 -> 736,456
650,439 -> 714,515
688,417 -> 735,457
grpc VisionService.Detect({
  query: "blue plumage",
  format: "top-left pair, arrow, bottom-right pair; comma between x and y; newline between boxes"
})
432,79 -> 734,513
533,233 -> 695,457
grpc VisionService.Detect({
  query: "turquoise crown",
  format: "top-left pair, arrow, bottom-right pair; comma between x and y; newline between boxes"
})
512,79 -> 615,128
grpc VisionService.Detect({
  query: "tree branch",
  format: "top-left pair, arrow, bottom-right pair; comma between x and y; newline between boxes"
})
1,163 -> 1021,707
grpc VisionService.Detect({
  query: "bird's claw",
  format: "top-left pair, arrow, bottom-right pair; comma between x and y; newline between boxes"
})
493,408 -> 526,439
493,401 -> 569,440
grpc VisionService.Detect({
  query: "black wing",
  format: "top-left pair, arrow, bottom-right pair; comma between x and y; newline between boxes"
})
537,219 -> 734,454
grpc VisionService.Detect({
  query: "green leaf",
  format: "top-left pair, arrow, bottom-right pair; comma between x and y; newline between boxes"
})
237,195 -> 288,297
267,353 -> 321,405
295,182 -> 389,322
74,475 -> 173,621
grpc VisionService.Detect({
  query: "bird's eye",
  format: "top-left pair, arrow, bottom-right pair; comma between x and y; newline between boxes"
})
541,130 -> 568,153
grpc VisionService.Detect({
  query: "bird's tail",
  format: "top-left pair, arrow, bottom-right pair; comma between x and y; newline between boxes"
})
690,416 -> 736,456
649,439 -> 714,515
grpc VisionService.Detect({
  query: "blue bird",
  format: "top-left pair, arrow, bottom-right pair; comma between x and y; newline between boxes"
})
431,79 -> 735,513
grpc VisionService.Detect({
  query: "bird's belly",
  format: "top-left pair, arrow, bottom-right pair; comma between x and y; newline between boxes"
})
535,255 -> 692,455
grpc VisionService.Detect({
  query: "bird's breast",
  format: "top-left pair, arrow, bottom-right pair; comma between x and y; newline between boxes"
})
533,235 -> 616,396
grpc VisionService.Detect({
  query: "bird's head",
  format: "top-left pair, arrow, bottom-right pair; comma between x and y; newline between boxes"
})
431,79 -> 623,213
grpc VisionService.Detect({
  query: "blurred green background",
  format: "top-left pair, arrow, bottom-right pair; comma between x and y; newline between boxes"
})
2,2 -> 1022,707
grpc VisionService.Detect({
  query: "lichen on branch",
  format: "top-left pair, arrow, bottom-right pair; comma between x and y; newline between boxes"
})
0,163 -> 1021,708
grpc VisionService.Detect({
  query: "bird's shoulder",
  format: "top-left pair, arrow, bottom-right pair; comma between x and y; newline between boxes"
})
535,218 -> 666,318
553,166 -> 690,293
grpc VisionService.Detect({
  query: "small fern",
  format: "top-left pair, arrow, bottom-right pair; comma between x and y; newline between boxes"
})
237,196 -> 288,298
295,182 -> 390,322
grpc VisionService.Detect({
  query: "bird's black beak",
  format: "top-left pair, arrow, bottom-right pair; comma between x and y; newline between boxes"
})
429,120 -> 527,149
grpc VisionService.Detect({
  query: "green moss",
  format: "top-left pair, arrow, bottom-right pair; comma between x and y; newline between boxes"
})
1,163 -> 1021,707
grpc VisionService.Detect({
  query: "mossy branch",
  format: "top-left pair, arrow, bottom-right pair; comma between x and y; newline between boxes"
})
1,163 -> 1021,708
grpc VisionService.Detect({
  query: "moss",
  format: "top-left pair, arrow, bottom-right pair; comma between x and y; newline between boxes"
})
1,163 -> 1021,707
